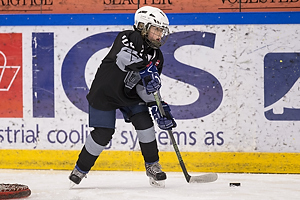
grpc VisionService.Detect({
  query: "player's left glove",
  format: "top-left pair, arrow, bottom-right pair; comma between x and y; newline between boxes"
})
139,61 -> 161,94
151,102 -> 177,130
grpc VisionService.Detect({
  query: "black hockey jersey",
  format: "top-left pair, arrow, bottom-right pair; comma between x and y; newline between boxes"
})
86,30 -> 164,111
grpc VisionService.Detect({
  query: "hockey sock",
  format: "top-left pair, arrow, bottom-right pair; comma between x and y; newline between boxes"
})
139,140 -> 159,163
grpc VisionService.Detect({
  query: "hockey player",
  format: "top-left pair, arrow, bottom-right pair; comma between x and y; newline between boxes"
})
69,6 -> 176,187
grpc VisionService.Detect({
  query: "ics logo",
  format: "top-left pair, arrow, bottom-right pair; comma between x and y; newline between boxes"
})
62,31 -> 223,120
264,53 -> 300,120
0,31 -> 223,120
0,33 -> 22,118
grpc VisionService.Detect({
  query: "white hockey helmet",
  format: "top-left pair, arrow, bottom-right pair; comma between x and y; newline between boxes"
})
134,6 -> 170,49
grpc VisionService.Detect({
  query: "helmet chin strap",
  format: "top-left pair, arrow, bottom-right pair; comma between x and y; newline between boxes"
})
142,35 -> 160,49
148,39 -> 161,49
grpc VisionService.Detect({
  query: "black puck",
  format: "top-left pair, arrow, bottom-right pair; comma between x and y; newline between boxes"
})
229,183 -> 241,187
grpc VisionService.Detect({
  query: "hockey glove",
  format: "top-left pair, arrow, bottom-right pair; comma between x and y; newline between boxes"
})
151,102 -> 177,130
139,61 -> 161,94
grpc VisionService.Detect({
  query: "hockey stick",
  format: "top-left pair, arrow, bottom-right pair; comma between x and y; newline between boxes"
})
153,91 -> 218,183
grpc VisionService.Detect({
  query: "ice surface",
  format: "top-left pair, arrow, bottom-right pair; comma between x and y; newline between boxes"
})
0,169 -> 300,200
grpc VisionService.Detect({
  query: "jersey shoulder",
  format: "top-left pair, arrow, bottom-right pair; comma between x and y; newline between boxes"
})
117,30 -> 144,51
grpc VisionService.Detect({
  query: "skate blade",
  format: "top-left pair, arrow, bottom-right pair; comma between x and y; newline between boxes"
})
69,181 -> 76,189
149,177 -> 165,188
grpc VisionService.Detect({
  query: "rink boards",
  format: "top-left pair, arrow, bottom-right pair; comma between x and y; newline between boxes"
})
1,12 -> 300,173
2,149 -> 300,173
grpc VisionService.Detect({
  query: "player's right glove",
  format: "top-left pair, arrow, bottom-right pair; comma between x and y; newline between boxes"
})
151,102 -> 177,130
139,61 -> 161,94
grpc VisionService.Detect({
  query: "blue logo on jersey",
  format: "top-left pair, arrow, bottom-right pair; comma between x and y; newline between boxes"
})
264,53 -> 300,120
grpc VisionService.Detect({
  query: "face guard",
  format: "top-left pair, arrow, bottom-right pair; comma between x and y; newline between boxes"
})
141,24 -> 169,49
134,6 -> 170,49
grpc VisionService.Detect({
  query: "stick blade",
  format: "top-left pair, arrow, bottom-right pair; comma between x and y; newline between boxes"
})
189,173 -> 218,183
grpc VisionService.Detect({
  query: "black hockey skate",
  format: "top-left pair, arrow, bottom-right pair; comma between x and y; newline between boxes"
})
69,166 -> 87,188
145,162 -> 166,188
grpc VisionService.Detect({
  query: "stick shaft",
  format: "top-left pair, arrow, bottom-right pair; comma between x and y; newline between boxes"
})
153,92 -> 191,182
